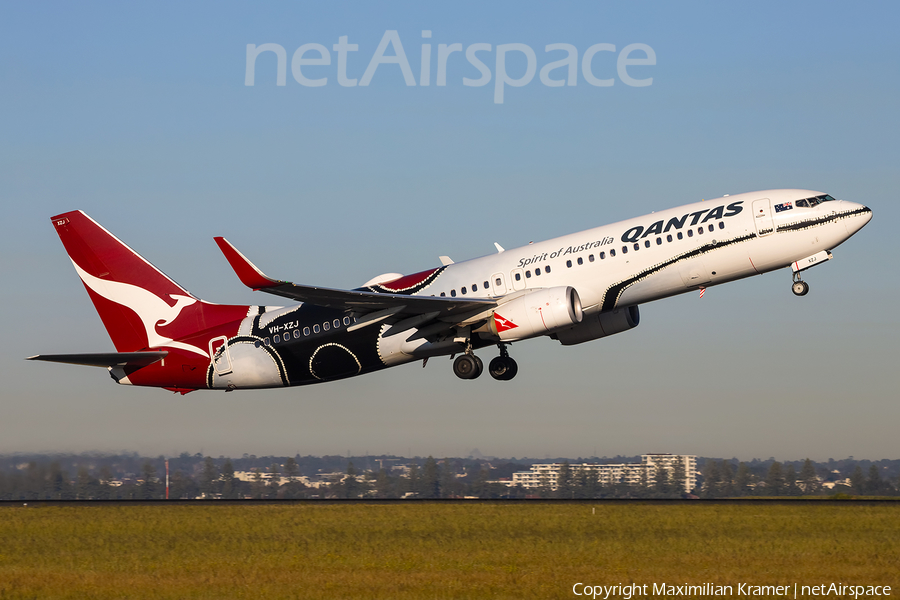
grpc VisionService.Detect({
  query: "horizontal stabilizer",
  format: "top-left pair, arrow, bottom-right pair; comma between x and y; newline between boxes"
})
26,351 -> 168,368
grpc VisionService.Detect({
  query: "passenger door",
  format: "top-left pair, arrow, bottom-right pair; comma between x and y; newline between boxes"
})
752,198 -> 774,236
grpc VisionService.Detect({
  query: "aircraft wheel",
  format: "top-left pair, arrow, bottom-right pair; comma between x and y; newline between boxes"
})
473,355 -> 484,379
504,358 -> 518,380
489,356 -> 518,381
792,281 -> 809,296
453,354 -> 481,380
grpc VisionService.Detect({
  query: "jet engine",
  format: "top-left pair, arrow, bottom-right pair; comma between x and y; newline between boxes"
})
551,305 -> 640,346
486,286 -> 583,342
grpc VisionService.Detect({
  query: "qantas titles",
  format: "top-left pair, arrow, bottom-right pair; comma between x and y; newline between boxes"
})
621,201 -> 744,243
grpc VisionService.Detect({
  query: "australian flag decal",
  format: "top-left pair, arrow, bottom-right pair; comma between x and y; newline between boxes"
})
774,202 -> 793,213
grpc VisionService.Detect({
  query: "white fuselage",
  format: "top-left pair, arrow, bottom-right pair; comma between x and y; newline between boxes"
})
413,189 -> 868,310
372,189 -> 870,366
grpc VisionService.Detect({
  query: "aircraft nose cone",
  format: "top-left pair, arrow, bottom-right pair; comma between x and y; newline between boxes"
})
841,201 -> 872,236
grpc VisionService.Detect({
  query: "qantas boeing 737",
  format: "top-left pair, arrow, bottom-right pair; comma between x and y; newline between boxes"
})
28,189 -> 871,393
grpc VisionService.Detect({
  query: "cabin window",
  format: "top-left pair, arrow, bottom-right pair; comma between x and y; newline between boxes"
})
600,252 -> 605,259
667,234 -> 673,242
718,221 -> 725,229
303,327 -> 310,336
566,260 -> 572,268
333,319 -> 340,329
545,266 -> 551,273
514,273 -> 521,281
525,271 -> 532,278
495,277 -> 502,286
687,230 -> 694,237
254,340 -> 261,348
677,232 -> 684,240
294,330 -> 300,339
313,325 -> 320,334
343,316 -> 351,326
461,286 -> 467,295
577,257 -> 583,265
697,227 -> 703,235
484,280 -> 489,289
472,283 -> 478,291
323,322 -> 330,331
610,249 -> 616,257
534,268 -> 541,276
622,246 -> 628,254
273,334 -> 280,343
265,337 -> 271,345
644,240 -> 651,248
450,289 -> 456,297
440,292 -> 446,297
634,243 -> 640,251
708,224 -> 714,233
588,255 -> 594,262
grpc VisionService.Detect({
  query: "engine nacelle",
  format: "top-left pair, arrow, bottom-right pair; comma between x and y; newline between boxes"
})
551,305 -> 640,346
487,287 -> 583,342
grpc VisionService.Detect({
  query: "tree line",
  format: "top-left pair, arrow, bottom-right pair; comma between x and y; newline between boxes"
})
701,459 -> 898,498
0,454 -> 897,500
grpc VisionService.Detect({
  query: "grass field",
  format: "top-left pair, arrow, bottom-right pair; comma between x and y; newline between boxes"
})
0,502 -> 897,599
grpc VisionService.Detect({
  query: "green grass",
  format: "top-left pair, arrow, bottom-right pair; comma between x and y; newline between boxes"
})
0,503 -> 897,599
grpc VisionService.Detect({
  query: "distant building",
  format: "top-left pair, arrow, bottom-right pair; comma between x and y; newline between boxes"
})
232,471 -> 314,487
512,454 -> 697,493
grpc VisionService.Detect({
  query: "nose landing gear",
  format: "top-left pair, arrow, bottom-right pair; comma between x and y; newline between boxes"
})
791,272 -> 810,296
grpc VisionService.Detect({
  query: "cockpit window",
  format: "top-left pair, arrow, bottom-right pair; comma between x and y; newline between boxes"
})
796,195 -> 835,208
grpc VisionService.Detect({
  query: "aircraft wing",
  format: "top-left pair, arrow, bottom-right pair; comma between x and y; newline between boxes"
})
214,238 -> 495,321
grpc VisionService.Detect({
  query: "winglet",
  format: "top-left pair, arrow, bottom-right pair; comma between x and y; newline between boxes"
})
214,237 -> 281,290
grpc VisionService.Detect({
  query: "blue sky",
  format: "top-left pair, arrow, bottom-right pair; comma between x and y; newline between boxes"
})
1,2 -> 898,460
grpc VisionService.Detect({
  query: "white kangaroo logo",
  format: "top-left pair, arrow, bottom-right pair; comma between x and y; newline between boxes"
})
72,260 -> 209,358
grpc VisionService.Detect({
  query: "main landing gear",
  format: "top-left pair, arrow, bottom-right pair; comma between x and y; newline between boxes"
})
488,344 -> 518,381
452,343 -> 518,381
791,272 -> 810,297
452,353 -> 483,380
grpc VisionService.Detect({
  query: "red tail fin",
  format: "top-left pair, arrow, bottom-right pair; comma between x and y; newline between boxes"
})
51,211 -> 250,355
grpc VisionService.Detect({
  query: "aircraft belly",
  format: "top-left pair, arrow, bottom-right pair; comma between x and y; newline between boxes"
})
377,325 -> 460,365
617,269 -> 685,305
